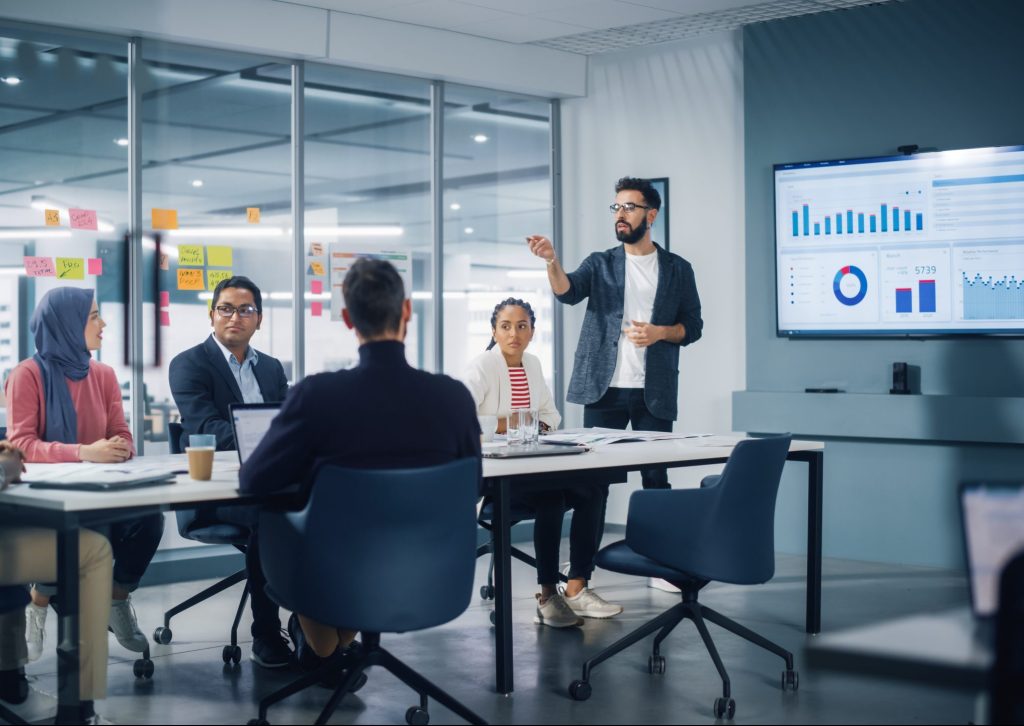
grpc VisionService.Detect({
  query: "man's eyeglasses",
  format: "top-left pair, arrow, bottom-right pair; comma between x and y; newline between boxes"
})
609,202 -> 652,214
214,304 -> 259,319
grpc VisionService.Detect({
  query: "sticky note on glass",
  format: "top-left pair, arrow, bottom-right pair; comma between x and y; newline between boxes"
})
311,302 -> 323,317
56,258 -> 85,280
158,253 -> 170,271
311,280 -> 323,295
159,291 -> 170,307
309,242 -> 323,257
69,208 -> 98,231
177,268 -> 204,291
207,269 -> 233,291
159,310 -> 171,327
178,244 -> 204,266
24,256 -> 56,277
247,207 -> 260,224
207,246 -> 233,267
87,258 -> 103,276
152,208 -> 179,230
308,261 -> 325,276
45,209 -> 60,226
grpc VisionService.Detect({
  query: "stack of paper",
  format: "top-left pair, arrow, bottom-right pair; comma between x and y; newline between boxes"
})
541,428 -> 711,447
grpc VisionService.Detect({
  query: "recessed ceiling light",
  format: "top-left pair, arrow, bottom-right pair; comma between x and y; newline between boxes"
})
463,227 -> 474,234
1,76 -> 21,86
114,138 -> 129,147
449,202 -> 461,211
191,179 -> 204,188
473,134 -> 488,143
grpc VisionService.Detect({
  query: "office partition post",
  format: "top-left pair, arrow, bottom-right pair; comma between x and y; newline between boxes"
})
430,81 -> 444,373
127,38 -> 145,453
550,99 -> 565,417
291,62 -> 305,383
56,522 -> 81,712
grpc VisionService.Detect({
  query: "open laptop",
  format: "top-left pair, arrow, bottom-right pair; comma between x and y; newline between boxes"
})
230,402 -> 282,465
959,481 -> 1024,635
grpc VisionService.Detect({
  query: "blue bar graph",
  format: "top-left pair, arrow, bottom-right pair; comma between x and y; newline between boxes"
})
825,217 -> 831,235
870,215 -> 876,233
904,210 -> 911,231
814,223 -> 820,236
803,205 -> 809,236
881,204 -> 888,232
858,213 -> 865,233
893,207 -> 900,231
836,214 -> 842,234
919,280 -> 936,313
792,202 -> 923,236
963,273 -> 1024,320
916,212 -> 923,231
847,210 -> 853,234
895,288 -> 912,313
792,211 -> 799,236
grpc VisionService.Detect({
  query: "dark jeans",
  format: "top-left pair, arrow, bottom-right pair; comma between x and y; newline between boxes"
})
584,387 -> 675,550
516,485 -> 602,585
213,505 -> 281,640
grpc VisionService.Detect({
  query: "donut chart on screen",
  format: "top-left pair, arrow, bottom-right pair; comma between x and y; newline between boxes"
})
833,265 -> 868,306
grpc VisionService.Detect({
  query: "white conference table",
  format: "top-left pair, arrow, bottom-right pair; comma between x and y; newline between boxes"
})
0,436 -> 825,703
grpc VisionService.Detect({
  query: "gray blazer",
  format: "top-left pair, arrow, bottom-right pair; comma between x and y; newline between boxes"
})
556,243 -> 702,421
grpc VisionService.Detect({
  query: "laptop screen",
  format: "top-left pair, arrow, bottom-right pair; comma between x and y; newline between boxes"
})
231,403 -> 281,465
961,482 -> 1024,617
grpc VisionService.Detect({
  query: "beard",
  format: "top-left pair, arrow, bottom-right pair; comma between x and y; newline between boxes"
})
615,216 -> 648,244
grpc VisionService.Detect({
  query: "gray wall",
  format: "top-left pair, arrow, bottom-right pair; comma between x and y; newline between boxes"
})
741,0 -> 1024,569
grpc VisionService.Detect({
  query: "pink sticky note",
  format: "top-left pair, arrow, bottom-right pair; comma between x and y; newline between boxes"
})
311,280 -> 323,295
311,302 -> 323,317
87,257 -> 103,275
159,310 -> 171,327
69,208 -> 98,231
159,291 -> 170,307
24,256 -> 56,277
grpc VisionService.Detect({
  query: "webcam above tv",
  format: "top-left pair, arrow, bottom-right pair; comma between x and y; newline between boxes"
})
774,144 -> 1024,337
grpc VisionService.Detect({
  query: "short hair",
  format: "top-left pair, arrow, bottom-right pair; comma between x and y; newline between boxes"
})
212,275 -> 263,314
615,177 -> 661,211
342,258 -> 405,337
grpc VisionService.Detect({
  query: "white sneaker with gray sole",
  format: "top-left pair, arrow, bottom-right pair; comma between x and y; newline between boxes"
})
533,593 -> 583,628
563,588 -> 624,619
109,597 -> 148,653
25,603 -> 47,662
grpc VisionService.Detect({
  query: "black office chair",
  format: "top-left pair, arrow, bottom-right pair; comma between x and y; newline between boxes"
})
0,586 -> 30,725
991,549 -> 1024,725
251,459 -> 488,726
568,435 -> 798,720
152,422 -> 251,665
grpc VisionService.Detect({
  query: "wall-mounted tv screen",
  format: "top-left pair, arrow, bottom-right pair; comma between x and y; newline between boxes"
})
774,144 -> 1024,336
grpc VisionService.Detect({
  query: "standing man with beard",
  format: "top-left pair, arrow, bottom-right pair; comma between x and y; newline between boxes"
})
526,177 -> 703,586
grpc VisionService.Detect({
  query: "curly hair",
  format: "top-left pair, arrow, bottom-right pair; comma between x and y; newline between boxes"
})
486,297 -> 536,351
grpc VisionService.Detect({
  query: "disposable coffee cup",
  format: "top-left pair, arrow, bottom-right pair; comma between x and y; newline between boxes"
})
478,415 -> 498,443
186,446 -> 215,481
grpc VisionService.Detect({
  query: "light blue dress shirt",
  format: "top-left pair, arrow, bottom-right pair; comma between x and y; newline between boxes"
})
211,334 -> 264,404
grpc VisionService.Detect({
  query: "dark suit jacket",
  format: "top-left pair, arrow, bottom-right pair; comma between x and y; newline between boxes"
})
239,340 -> 482,497
169,335 -> 289,451
556,243 -> 703,421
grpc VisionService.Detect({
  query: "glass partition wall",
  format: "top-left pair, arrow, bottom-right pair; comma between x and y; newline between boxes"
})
0,21 -> 557,453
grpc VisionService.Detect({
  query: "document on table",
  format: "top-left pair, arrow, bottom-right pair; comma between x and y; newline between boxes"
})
22,461 -> 182,486
541,428 -> 712,447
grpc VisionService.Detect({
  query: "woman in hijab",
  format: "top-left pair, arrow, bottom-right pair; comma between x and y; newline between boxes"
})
4,287 -> 163,660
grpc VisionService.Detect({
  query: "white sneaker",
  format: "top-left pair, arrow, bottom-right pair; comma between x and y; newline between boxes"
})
563,588 -> 623,619
648,577 -> 681,594
109,597 -> 148,653
533,593 -> 583,628
85,713 -> 114,725
25,603 -> 47,662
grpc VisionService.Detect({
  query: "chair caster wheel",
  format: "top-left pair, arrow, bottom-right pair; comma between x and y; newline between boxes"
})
133,658 -> 154,679
479,585 -> 495,600
223,645 -> 241,664
568,680 -> 592,701
648,654 -> 666,674
489,609 -> 495,625
713,697 -> 735,719
153,626 -> 172,645
406,706 -> 429,725
782,669 -> 799,692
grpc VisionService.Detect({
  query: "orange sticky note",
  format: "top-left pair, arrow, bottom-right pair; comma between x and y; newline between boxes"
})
159,310 -> 171,327
152,208 -> 179,230
311,280 -> 323,295
311,302 -> 323,317
247,207 -> 260,224
69,208 -> 98,230
159,291 -> 170,307
44,209 -> 60,226
24,256 -> 56,277
308,261 -> 325,276
87,258 -> 102,275
177,268 -> 204,291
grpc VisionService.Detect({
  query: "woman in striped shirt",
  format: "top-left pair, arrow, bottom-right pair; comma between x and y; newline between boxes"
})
463,298 -> 622,628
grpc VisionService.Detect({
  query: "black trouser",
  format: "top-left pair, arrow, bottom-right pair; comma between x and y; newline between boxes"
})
214,505 -> 280,640
583,387 -> 675,550
516,485 -> 602,585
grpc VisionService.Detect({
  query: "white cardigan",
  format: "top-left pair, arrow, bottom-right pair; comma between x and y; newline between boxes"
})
462,346 -> 561,429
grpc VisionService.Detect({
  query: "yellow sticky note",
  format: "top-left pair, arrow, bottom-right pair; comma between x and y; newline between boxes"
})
55,257 -> 85,280
309,261 -> 325,276
152,208 -> 179,230
247,207 -> 260,224
207,246 -> 233,267
44,209 -> 60,226
177,268 -> 204,291
178,245 -> 204,266
207,269 -> 233,291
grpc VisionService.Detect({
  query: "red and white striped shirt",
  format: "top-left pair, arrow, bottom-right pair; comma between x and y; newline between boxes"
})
508,367 -> 531,410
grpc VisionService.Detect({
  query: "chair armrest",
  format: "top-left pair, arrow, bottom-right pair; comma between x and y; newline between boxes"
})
700,474 -> 722,489
625,487 -> 721,573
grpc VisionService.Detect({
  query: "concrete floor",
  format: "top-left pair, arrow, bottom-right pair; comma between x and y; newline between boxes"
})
9,547 -> 975,724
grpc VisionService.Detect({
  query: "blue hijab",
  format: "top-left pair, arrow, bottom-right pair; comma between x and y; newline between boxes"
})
30,287 -> 95,444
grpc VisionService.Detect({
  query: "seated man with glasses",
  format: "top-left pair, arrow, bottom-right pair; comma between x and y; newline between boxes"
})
169,275 -> 292,669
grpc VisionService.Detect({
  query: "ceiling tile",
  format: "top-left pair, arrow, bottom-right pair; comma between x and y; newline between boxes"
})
453,15 -> 593,43
358,0 -> 522,29
534,0 -> 680,29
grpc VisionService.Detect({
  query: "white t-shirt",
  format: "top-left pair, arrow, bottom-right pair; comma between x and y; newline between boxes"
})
610,249 -> 659,388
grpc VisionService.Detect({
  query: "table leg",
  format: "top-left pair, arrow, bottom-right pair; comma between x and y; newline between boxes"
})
805,451 -> 823,634
56,526 -> 81,720
493,477 -> 514,694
